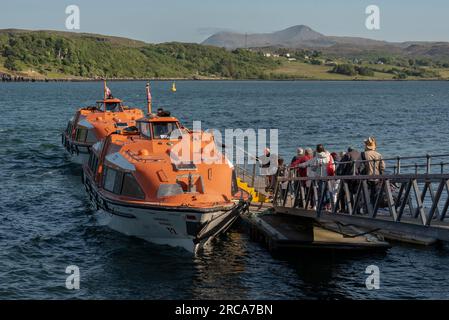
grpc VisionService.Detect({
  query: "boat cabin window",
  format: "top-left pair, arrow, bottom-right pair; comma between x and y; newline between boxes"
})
96,101 -> 122,112
105,102 -> 121,112
174,162 -> 197,171
157,184 -> 184,198
88,153 -> 99,175
103,166 -> 122,194
137,121 -> 179,139
138,122 -> 152,139
153,122 -> 178,139
102,166 -> 145,199
121,173 -> 145,199
86,130 -> 97,143
75,127 -> 88,142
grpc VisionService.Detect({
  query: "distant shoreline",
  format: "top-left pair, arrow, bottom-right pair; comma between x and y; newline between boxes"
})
1,75 -> 448,82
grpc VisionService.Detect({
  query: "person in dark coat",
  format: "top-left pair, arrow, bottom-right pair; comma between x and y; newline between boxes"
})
337,147 -> 361,177
336,147 -> 361,212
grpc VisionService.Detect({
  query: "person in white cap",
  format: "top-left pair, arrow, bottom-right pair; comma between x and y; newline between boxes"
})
257,147 -> 278,192
290,147 -> 305,165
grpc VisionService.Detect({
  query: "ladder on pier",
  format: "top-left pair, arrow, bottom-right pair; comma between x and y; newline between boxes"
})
235,165 -> 270,203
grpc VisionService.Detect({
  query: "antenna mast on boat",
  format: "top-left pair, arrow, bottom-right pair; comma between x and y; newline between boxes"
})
103,80 -> 107,113
103,79 -> 111,113
103,79 -> 107,100
146,82 -> 152,114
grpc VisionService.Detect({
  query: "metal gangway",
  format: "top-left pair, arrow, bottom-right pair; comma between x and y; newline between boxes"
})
234,162 -> 270,202
272,153 -> 449,243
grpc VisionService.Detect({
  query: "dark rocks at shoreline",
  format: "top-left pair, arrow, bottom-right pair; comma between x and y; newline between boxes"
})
1,72 -> 41,82
0,73 -> 224,82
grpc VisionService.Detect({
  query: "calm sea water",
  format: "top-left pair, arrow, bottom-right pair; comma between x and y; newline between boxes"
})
0,80 -> 449,299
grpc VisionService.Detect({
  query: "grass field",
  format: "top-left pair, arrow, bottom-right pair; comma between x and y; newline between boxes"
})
267,59 -> 449,80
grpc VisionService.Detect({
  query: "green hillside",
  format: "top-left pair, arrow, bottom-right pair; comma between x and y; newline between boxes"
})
1,29 -> 449,81
0,30 -> 279,80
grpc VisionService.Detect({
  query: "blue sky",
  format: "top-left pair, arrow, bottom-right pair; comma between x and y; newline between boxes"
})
1,0 -> 448,43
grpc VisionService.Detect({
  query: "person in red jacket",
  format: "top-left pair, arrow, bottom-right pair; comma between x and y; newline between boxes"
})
291,148 -> 313,178
290,148 -> 313,207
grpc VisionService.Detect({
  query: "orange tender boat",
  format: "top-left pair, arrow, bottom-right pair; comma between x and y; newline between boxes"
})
62,82 -> 144,164
82,84 -> 248,252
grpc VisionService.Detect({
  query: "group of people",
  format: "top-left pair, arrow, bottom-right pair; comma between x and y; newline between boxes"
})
257,136 -> 386,210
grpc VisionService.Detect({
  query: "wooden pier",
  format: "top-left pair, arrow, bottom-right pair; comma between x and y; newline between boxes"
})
239,204 -> 390,253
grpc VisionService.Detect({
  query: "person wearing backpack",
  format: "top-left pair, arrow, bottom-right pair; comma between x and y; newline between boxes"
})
297,144 -> 334,176
297,144 -> 335,209
337,147 -> 361,177
336,147 -> 361,212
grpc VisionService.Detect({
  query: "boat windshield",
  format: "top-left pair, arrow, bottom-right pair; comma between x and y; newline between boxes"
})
137,121 -> 179,139
96,101 -> 123,112
153,122 -> 178,139
105,102 -> 121,112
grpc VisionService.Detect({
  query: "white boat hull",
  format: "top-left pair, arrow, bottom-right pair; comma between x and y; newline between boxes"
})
84,178 -> 242,253
95,209 -> 199,252
61,133 -> 91,165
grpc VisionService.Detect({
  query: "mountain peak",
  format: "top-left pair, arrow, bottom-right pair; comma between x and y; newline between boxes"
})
202,24 -> 327,49
281,25 -> 314,32
273,25 -> 324,41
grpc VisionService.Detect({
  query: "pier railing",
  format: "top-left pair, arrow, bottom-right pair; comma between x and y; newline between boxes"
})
351,153 -> 449,175
275,172 -> 449,223
236,153 -> 449,191
270,153 -> 449,241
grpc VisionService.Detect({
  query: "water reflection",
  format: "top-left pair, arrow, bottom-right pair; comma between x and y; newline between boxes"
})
191,232 -> 249,299
275,250 -> 388,299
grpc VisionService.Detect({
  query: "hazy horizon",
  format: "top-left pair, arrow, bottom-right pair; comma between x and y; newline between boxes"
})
1,0 -> 449,44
